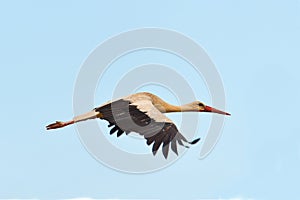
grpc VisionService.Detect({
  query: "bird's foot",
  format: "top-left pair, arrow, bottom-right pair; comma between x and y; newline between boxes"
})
46,121 -> 67,130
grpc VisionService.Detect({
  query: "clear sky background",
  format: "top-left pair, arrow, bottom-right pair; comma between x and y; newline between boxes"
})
0,1 -> 299,199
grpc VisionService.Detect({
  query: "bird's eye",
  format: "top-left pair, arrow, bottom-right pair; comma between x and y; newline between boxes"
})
198,102 -> 204,107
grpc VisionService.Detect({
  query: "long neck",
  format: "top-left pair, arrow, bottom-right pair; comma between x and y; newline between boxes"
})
164,103 -> 197,113
148,94 -> 195,113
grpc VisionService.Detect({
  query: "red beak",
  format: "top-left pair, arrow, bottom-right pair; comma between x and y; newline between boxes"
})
203,105 -> 231,116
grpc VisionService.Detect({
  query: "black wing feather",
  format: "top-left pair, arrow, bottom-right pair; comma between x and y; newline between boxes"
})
171,140 -> 178,155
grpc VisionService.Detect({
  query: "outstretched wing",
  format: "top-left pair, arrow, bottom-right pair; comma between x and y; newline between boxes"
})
94,99 -> 200,158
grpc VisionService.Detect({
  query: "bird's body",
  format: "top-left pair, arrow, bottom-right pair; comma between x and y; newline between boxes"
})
46,92 -> 230,158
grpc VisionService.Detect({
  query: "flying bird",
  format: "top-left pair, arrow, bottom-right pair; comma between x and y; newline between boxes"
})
46,92 -> 230,158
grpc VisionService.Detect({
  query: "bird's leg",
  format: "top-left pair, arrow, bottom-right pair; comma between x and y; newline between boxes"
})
46,110 -> 100,130
46,120 -> 74,130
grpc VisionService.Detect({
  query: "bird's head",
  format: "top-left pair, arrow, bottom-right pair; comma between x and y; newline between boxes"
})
190,101 -> 231,116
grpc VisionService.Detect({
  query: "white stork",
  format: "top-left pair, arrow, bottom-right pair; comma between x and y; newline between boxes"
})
46,92 -> 230,158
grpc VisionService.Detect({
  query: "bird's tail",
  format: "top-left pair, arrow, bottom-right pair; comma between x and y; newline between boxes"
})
46,110 -> 100,130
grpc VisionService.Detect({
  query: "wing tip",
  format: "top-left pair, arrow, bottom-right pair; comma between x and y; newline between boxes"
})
189,138 -> 201,145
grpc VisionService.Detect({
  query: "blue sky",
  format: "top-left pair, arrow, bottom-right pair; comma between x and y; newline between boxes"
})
0,1 -> 299,199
